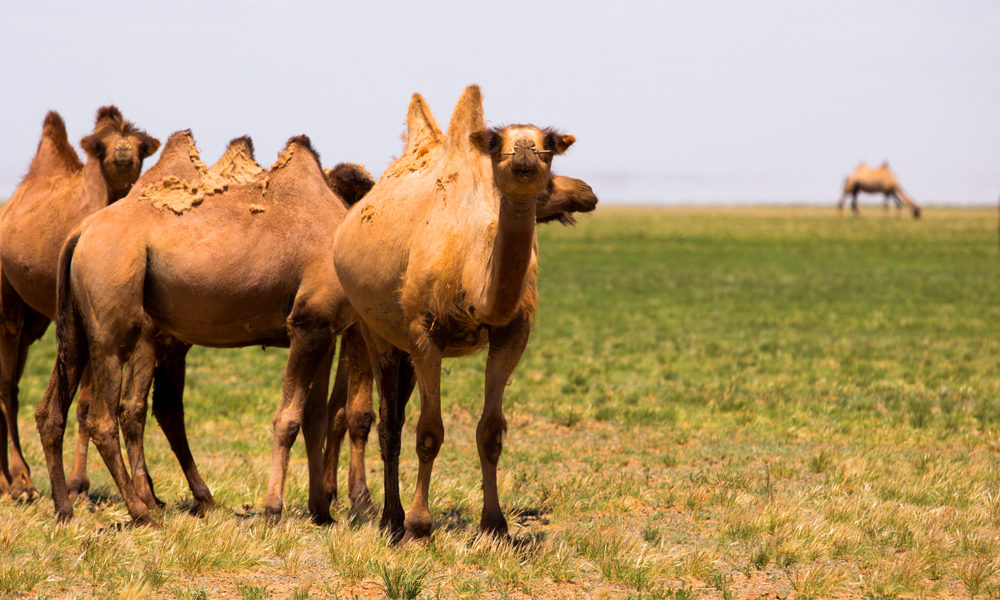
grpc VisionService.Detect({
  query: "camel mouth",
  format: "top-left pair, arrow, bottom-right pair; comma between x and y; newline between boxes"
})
512,167 -> 535,178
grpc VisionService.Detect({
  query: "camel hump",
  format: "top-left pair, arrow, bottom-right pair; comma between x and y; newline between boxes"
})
37,110 -> 83,172
405,93 -> 443,154
225,136 -> 256,161
43,111 -> 68,140
445,84 -> 485,152
266,135 -> 322,175
94,105 -> 124,127
161,129 -> 206,170
208,135 -> 261,184
324,163 -> 374,206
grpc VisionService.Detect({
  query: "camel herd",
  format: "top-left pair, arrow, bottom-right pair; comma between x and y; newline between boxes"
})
0,85 -> 599,541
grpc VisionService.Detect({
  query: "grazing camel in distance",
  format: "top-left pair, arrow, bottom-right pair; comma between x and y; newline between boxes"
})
333,85 -> 580,541
838,162 -> 921,218
35,132 -> 370,525
0,107 -> 159,501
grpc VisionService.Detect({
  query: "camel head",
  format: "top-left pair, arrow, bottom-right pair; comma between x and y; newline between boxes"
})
80,106 -> 160,198
536,175 -> 598,225
324,163 -> 375,207
470,125 -> 575,200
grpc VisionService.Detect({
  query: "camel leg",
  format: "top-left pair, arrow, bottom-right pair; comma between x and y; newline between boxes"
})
850,191 -> 860,216
373,346 -> 414,540
479,315 -> 530,537
322,336 -> 349,505
836,193 -> 847,215
67,369 -> 93,498
263,322 -> 333,524
119,339 -> 163,510
0,304 -> 48,502
343,327 -> 376,516
34,342 -> 87,522
302,339 -> 334,523
402,329 -> 444,542
87,350 -> 154,524
151,340 -> 215,511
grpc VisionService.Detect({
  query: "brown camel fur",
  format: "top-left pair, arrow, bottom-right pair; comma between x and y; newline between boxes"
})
65,134 -> 266,509
35,133 -> 368,525
838,162 -> 921,218
323,176 -> 598,523
321,169 -> 598,518
333,85 -> 577,540
0,107 -> 159,500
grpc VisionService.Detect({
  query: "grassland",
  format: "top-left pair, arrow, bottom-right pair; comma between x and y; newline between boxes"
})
2,206 -> 999,599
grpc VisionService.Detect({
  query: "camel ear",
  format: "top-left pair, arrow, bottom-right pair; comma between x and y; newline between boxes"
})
545,133 -> 575,155
139,135 -> 161,159
469,129 -> 501,155
80,133 -> 106,160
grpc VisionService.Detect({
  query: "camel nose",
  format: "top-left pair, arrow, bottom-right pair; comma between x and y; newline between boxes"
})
511,138 -> 538,174
113,140 -> 133,163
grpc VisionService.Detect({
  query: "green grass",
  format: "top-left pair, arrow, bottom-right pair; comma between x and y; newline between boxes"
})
2,206 -> 999,598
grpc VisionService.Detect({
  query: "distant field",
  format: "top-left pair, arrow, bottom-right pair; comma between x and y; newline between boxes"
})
2,206 -> 1000,599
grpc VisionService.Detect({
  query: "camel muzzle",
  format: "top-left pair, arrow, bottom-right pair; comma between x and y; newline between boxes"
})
113,142 -> 134,165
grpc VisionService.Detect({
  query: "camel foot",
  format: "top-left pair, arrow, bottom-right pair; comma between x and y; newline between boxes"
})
193,496 -> 217,516
9,474 -> 40,503
310,510 -> 335,527
133,514 -> 159,528
401,511 -> 432,544
480,513 -> 509,539
67,474 -> 90,500
348,489 -> 375,520
263,504 -> 283,525
308,497 -> 334,526
55,506 -> 74,523
380,507 -> 405,543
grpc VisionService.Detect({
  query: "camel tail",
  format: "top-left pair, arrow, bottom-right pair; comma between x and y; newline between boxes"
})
54,232 -> 88,409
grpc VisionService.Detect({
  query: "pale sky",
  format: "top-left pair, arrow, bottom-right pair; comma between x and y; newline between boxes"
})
2,1 -> 998,204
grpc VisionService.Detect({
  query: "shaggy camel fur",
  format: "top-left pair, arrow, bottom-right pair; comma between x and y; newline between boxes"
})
838,162 -> 921,218
0,107 -> 159,501
35,132 -> 368,525
322,170 -> 597,517
333,85 -> 577,540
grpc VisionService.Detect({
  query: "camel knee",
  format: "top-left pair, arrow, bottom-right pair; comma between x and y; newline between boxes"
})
477,416 -> 507,464
273,413 -> 302,448
415,428 -> 443,463
85,413 -> 118,446
347,409 -> 375,442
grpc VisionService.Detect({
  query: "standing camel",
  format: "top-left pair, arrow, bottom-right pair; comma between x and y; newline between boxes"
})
321,169 -> 598,518
0,107 -> 159,501
838,162 -> 921,218
333,85 -> 579,541
35,132 -> 370,525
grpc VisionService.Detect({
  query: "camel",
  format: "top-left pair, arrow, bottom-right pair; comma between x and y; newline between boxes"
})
332,85 -> 579,541
34,131 -> 371,525
838,162 -> 921,218
0,107 -> 159,501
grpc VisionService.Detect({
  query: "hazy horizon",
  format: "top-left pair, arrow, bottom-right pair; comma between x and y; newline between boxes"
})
2,1 -> 998,206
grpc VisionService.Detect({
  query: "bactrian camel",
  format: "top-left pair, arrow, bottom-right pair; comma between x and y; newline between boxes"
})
35,131 -> 371,525
838,162 -> 921,218
322,169 -> 598,520
0,107 -> 159,501
333,85 -> 580,541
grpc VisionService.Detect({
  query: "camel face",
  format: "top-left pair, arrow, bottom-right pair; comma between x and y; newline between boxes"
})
471,125 -> 575,198
80,107 -> 160,197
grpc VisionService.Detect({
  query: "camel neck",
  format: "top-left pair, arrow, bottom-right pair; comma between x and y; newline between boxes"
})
82,161 -> 127,205
478,193 -> 537,324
